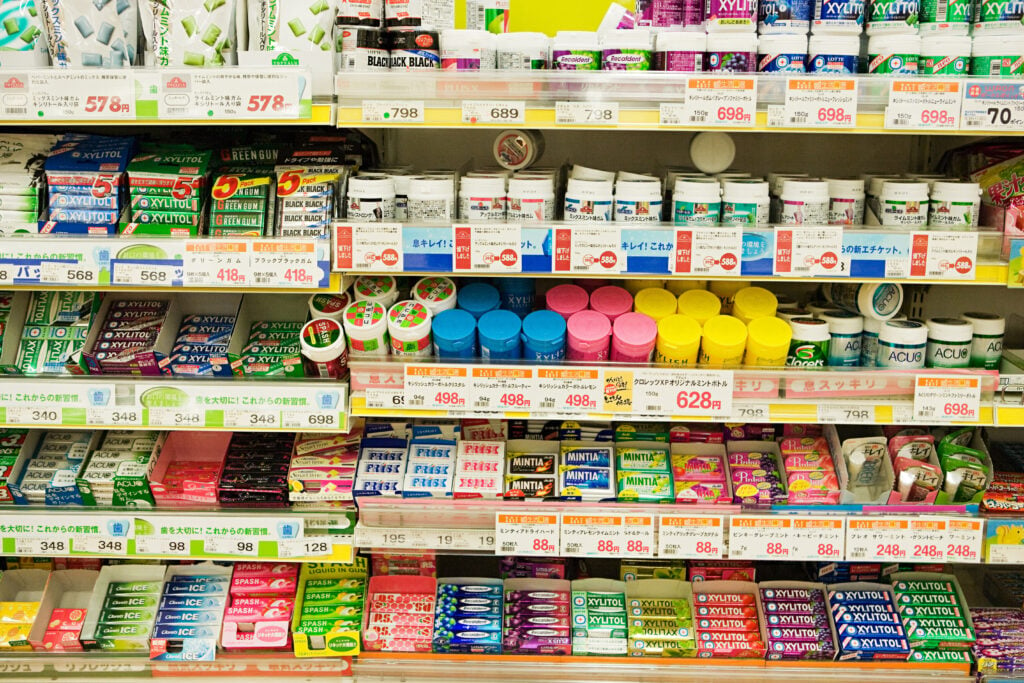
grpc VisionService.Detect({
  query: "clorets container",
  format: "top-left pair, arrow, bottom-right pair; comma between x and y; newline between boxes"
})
432,309 -> 478,359
759,0 -> 812,32
507,176 -> 555,222
808,34 -> 861,73
522,310 -> 567,360
601,29 -> 653,70
779,179 -> 829,224
354,275 -> 400,309
679,288 -> 723,325
458,282 -> 501,319
757,34 -> 809,73
564,178 -> 614,222
567,310 -> 612,361
826,282 -> 904,320
867,0 -> 921,33
347,176 -> 396,221
413,276 -> 458,314
699,314 -> 748,366
787,318 -> 830,367
459,176 -> 507,222
929,180 -> 981,228
971,35 -> 1024,76
654,30 -> 706,71
343,300 -> 390,357
825,177 -> 866,225
722,179 -> 770,226
673,178 -> 722,225
495,31 -> 550,69
440,29 -> 496,70
635,287 -> 679,322
545,283 -> 589,321
309,292 -> 351,323
552,31 -> 602,70
962,312 -> 1005,369
478,309 -> 523,359
820,309 -> 864,367
879,179 -> 929,227
876,319 -> 927,368
706,0 -> 758,30
868,34 -> 921,75
813,0 -> 866,33
387,300 -> 433,357
733,286 -> 778,324
300,318 -> 348,379
590,285 -> 634,321
655,314 -> 702,365
615,178 -> 663,222
926,317 -> 973,368
611,312 -> 658,363
919,35 -> 971,76
745,315 -> 792,367
406,176 -> 455,222
705,33 -> 757,73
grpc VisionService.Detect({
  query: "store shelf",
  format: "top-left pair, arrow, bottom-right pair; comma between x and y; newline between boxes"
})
333,223 -> 1005,285
336,71 -> 1023,136
0,654 -> 352,679
0,377 -> 348,432
0,507 -> 355,563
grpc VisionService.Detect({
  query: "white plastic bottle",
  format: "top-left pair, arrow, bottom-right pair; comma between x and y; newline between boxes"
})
879,179 -> 929,228
825,177 -> 866,225
821,309 -> 864,367
564,178 -> 614,222
926,317 -> 973,368
928,180 -> 981,229
876,319 -> 928,369
347,176 -> 397,221
721,179 -> 770,227
458,175 -> 507,221
962,312 -> 1005,370
406,176 -> 456,222
614,177 -> 663,222
673,177 -> 722,225
507,176 -> 555,222
779,179 -> 830,224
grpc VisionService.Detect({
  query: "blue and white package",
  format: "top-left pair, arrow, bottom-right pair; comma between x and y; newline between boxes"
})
354,438 -> 407,497
561,445 -> 613,468
812,0 -> 865,30
757,35 -> 808,73
827,583 -> 909,660
151,568 -> 229,662
759,0 -> 812,32
558,466 -> 615,499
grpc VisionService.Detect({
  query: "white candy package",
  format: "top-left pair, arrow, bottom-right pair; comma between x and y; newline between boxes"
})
40,0 -> 139,67
247,0 -> 336,51
142,0 -> 237,67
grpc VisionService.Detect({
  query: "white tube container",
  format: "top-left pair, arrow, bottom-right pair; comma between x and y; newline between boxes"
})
600,29 -> 654,70
865,174 -> 903,225
879,179 -> 929,227
654,30 -> 706,71
867,34 -> 921,75
673,177 -> 722,226
808,34 -> 861,73
413,276 -> 458,314
876,319 -> 928,368
821,309 -> 864,367
705,33 -> 757,73
779,179 -> 830,224
962,312 -> 1005,370
342,300 -> 390,357
721,179 -> 770,227
346,176 -> 397,221
827,282 -> 904,320
495,31 -> 550,69
459,175 -> 507,221
614,178 -> 663,222
929,180 -> 981,229
757,34 -> 809,73
406,176 -> 456,222
387,300 -> 434,357
354,275 -> 400,309
825,177 -> 866,226
551,31 -> 602,70
919,35 -> 971,76
507,176 -> 555,222
926,317 -> 973,368
564,177 -> 614,222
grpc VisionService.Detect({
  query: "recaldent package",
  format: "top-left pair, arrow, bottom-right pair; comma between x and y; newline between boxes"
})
142,0 -> 237,67
246,0 -> 337,51
0,1 -> 45,52
40,0 -> 139,67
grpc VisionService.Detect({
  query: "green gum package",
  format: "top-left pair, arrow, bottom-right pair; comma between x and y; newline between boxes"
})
142,0 -> 237,67
247,0 -> 337,51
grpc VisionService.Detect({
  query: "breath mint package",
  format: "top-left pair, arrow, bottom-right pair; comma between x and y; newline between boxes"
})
0,0 -> 45,51
40,0 -> 139,67
247,0 -> 336,51
142,0 -> 237,67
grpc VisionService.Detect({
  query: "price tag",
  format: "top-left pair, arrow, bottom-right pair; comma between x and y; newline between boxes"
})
914,375 -> 981,422
886,80 -> 961,130
356,526 -> 494,552
75,535 -> 129,556
39,260 -> 98,286
14,537 -> 68,555
205,537 -> 261,557
555,101 -> 619,126
552,225 -> 623,274
631,369 -> 733,418
86,407 -> 143,428
818,403 -> 876,424
471,366 -> 535,412
21,71 -> 134,120
729,517 -> 845,561
158,70 -> 302,120
462,100 -> 526,124
147,408 -> 204,429
452,224 -> 522,273
495,512 -> 559,556
111,262 -> 179,287
774,226 -> 846,277
6,406 -> 62,426
786,517 -> 846,561
334,222 -> 403,272
404,365 -> 471,411
183,241 -> 249,287
134,536 -> 191,557
277,538 -> 333,559
560,513 -> 626,557
846,516 -> 954,562
657,515 -> 725,559
961,80 -> 1024,131
354,526 -> 424,549
0,263 -> 15,285
733,404 -> 770,422
770,77 -> 857,129
621,515 -> 656,557
535,367 -> 602,414
251,241 -> 320,287
944,517 -> 984,563
225,410 -> 280,430
672,226 -> 742,276
362,100 -> 425,124
364,388 -> 405,410
908,232 -> 978,280
282,410 -> 340,430
678,77 -> 756,127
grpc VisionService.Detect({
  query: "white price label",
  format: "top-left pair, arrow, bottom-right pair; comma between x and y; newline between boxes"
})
75,535 -> 128,556
452,224 -> 522,273
681,77 -> 757,127
771,77 -> 857,128
495,512 -> 559,556
147,408 -> 204,429
914,376 -> 982,422
356,526 -> 495,552
908,231 -> 978,280
462,100 -> 526,124
183,241 -> 249,287
535,367 -> 602,414
621,515 -> 657,557
362,100 -> 425,124
471,366 -> 536,412
335,222 -> 403,272
729,517 -> 845,561
818,403 -> 876,424
560,513 -> 629,556
886,80 -> 961,130
404,365 -> 471,411
283,411 -> 340,430
774,226 -> 847,277
22,71 -> 134,120
555,101 -> 619,126
672,226 -> 743,276
0,263 -> 14,285
961,80 -> 1024,131
111,262 -> 179,287
6,406 -> 61,425
159,70 -> 302,120
847,517 -> 954,562
657,515 -> 725,559
14,537 -> 67,555
277,538 -> 333,559
225,410 -> 280,430
134,536 -> 191,557
205,537 -> 261,557
86,407 -> 143,427
39,261 -> 97,286
364,388 -> 405,410
944,517 -> 984,563
733,404 -> 770,422
251,241 -> 320,287
354,526 -> 424,549
552,225 -> 623,274
631,369 -> 733,418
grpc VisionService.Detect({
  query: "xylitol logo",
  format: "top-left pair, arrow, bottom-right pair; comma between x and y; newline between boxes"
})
871,0 -> 918,21
981,0 -> 1024,19
819,0 -> 864,20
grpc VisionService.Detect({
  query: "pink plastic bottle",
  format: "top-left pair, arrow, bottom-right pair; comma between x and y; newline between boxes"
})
545,283 -> 589,321
611,312 -> 658,363
589,285 -> 634,322
567,310 -> 612,361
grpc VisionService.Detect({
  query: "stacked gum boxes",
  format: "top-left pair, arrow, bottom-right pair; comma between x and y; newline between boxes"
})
274,164 -> 344,238
89,575 -> 163,651
828,582 -> 910,660
0,428 -> 28,503
162,313 -> 236,377
559,442 -> 615,500
891,573 -> 975,654
972,608 -> 1024,672
433,579 -> 502,654
18,291 -> 97,375
692,584 -> 766,658
0,134 -> 57,231
616,441 -> 672,502
626,583 -> 695,657
292,560 -> 368,657
288,433 -> 359,503
209,169 -> 276,237
362,576 -> 436,652
86,298 -> 170,375
729,450 -> 786,504
217,433 -> 295,507
149,566 -> 230,661
10,431 -> 93,505
403,440 -> 455,498
354,437 -> 406,498
453,440 -> 504,498
222,563 -> 297,651
125,147 -> 210,236
78,431 -> 159,507
504,440 -> 557,499
43,134 -> 135,234
760,583 -> 836,660
671,449 -> 730,503
233,319 -> 304,378
780,437 -> 840,504
571,580 -> 627,656
503,579 -> 571,655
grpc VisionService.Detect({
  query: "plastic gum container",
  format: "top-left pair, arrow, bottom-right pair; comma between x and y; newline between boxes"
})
567,310 -> 612,361
589,285 -> 634,322
611,312 -> 658,363
546,283 -> 589,321
479,309 -> 523,359
634,287 -> 678,322
655,314 -> 702,366
744,315 -> 792,366
678,288 -> 723,325
699,315 -> 748,366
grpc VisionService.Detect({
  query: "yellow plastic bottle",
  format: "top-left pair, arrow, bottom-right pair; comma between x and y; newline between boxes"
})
744,316 -> 793,367
677,289 -> 722,326
623,279 -> 665,295
699,315 -> 748,367
733,286 -> 779,325
634,287 -> 678,322
709,280 -> 751,314
665,280 -> 708,295
654,314 -> 702,366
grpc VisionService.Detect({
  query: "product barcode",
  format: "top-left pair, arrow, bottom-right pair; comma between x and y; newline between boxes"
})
477,397 -> 490,407
689,114 -> 707,123
540,399 -> 556,409
167,108 -> 189,116
501,542 -> 516,553
889,117 -> 909,127
564,543 -> 580,553
936,0 -> 948,18
964,118 -> 983,127
849,549 -> 866,559
5,107 -> 26,115
789,114 -> 808,124
693,267 -> 710,274
645,405 -> 662,413
254,277 -> 271,284
408,396 -> 424,406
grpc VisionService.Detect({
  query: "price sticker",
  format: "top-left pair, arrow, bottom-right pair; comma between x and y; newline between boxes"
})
462,100 -> 526,125
6,406 -> 62,426
251,241 -> 320,287
471,366 -> 535,412
555,101 -> 619,126
560,513 -> 626,557
404,365 -> 471,411
961,80 -> 1024,131
453,224 -> 522,273
14,537 -> 68,556
733,404 -> 770,422
364,388 -> 405,410
86,407 -> 143,428
134,536 -> 191,557
818,403 -> 876,424
147,408 -> 204,429
495,512 -> 559,556
205,537 -> 262,557
159,70 -> 302,120
631,369 -> 733,418
908,231 -> 978,280
621,515 -> 656,557
283,411 -> 339,430
657,515 -> 725,559
552,225 -> 623,274
787,517 -> 846,561
774,226 -> 847,277
25,71 -> 134,120
354,526 -> 423,549
730,517 -> 847,561
111,262 -> 179,287
886,80 -> 961,130
914,375 -> 982,422
75,535 -> 129,556
944,517 -> 984,563
672,226 -> 742,276
846,517 -> 952,562
535,367 -> 602,414
362,100 -> 425,124
678,77 -> 757,127
277,538 -> 333,559
39,260 -> 97,286
183,241 -> 249,287
225,410 -> 280,430
770,77 -> 857,129
334,222 -> 403,272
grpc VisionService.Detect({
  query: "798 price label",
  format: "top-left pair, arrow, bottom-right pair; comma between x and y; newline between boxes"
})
362,100 -> 425,123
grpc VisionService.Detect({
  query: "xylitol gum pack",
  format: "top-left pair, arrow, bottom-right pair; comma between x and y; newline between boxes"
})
142,0 -> 238,67
40,0 -> 139,67
891,574 -> 975,652
126,147 -> 211,236
247,0 -> 336,51
161,313 -> 236,377
234,319 -> 303,377
44,134 -> 136,233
